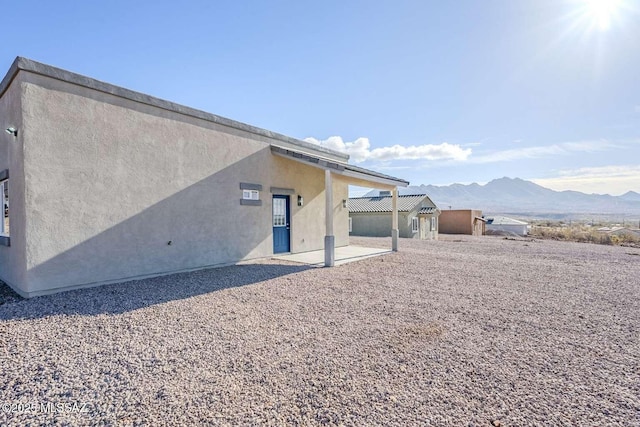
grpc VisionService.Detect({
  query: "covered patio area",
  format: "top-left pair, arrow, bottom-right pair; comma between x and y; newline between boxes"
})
273,245 -> 391,267
271,145 -> 409,266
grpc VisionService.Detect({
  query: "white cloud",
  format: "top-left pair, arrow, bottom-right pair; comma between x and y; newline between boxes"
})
304,136 -> 472,163
369,143 -> 472,162
304,136 -> 371,162
468,139 -> 617,164
532,164 -> 640,195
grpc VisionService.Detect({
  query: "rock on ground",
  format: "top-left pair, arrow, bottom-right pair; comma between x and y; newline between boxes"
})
0,236 -> 638,426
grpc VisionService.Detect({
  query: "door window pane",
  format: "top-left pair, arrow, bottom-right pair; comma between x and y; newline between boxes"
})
273,198 -> 286,227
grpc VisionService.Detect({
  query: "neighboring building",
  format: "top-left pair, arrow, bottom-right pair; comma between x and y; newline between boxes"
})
438,209 -> 485,236
485,216 -> 529,236
614,228 -> 640,237
597,227 -> 640,238
348,193 -> 440,239
0,57 -> 409,297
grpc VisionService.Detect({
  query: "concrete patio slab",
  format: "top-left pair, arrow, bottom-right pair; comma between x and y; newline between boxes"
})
273,245 -> 391,267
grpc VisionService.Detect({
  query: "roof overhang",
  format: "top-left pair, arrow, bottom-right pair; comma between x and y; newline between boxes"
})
0,57 -> 350,163
271,145 -> 409,188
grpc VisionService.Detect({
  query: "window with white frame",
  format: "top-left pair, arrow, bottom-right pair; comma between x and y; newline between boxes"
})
1,179 -> 8,236
431,217 -> 437,231
242,189 -> 260,201
349,217 -> 352,233
411,217 -> 419,233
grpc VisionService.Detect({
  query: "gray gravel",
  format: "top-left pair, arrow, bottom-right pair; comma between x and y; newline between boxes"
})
1,236 -> 639,426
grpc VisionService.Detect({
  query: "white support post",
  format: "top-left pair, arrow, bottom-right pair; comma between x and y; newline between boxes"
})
392,187 -> 399,251
324,169 -> 335,266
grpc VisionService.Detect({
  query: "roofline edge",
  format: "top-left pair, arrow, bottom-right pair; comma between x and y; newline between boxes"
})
1,56 -> 349,162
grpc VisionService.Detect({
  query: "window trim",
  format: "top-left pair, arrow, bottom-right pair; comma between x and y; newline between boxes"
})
1,178 -> 9,242
411,216 -> 419,233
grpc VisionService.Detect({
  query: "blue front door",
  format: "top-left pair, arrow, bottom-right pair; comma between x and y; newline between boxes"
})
272,195 -> 290,253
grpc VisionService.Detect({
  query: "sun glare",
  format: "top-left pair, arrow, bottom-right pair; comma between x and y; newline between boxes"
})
583,0 -> 622,30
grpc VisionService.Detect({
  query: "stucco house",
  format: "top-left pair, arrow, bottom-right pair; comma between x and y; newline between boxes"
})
0,57 -> 409,298
348,193 -> 439,239
438,209 -> 485,236
485,216 -> 529,236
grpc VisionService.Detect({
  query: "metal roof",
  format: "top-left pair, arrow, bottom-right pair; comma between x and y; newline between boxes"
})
418,206 -> 437,215
348,194 -> 434,213
485,216 -> 528,225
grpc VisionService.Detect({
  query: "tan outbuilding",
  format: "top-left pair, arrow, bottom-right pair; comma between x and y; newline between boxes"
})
438,209 -> 486,236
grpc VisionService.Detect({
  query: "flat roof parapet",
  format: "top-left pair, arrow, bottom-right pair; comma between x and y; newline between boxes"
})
0,56 -> 349,162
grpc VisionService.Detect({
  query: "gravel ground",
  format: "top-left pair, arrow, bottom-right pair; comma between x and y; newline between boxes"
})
1,236 -> 639,426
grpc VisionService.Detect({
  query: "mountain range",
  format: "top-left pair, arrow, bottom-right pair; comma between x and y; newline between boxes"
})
365,177 -> 640,220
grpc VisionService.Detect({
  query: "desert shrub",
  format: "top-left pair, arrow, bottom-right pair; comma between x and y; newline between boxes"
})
598,234 -> 613,245
528,225 -> 640,246
611,232 -> 640,247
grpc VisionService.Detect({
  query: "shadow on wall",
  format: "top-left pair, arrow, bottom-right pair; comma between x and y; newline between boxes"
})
26,149 -> 299,293
14,74 -> 332,295
0,262 -> 310,321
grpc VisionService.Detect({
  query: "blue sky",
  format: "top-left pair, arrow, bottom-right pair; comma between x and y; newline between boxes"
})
3,0 -> 639,195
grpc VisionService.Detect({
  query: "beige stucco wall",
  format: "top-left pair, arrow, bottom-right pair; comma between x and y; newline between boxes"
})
349,212 -> 405,237
4,71 -> 349,297
0,74 -> 28,292
419,215 -> 438,240
350,211 -> 437,239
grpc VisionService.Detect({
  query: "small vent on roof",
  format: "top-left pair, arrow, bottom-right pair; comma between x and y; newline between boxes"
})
379,190 -> 392,197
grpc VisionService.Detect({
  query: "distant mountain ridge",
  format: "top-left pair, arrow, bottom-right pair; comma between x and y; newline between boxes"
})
364,177 -> 640,219
620,191 -> 640,202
